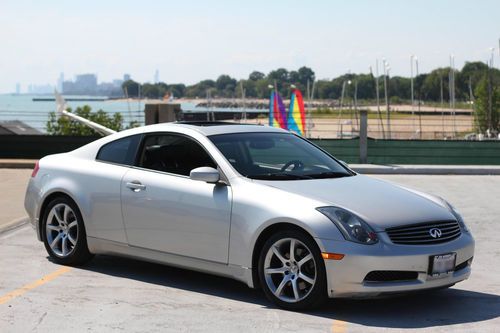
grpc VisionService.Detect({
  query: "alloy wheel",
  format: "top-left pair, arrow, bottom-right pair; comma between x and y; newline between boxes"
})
263,237 -> 317,303
45,203 -> 78,257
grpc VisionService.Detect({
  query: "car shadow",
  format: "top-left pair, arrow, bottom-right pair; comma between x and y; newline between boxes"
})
80,255 -> 500,329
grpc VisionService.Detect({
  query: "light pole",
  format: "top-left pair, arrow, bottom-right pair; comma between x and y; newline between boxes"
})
383,59 -> 391,139
373,60 -> 385,139
415,57 -> 422,138
449,54 -> 456,137
338,79 -> 351,138
410,55 -> 415,121
488,48 -> 494,135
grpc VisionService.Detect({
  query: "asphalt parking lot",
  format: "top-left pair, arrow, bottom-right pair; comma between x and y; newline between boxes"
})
0,171 -> 499,332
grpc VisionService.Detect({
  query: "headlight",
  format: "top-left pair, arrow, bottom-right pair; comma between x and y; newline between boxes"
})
317,207 -> 378,244
440,199 -> 469,232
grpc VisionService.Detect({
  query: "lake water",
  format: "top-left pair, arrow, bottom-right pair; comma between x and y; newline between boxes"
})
0,94 -> 200,133
0,94 -> 263,133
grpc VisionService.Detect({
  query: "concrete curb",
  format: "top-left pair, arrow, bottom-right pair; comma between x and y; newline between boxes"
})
0,217 -> 29,234
350,164 -> 500,175
0,159 -> 37,169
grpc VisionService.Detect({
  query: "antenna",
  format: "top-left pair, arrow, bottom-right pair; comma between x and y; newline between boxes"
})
54,90 -> 116,136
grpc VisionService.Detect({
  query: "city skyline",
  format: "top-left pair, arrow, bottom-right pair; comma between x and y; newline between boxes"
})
1,0 -> 499,93
13,72 -> 132,95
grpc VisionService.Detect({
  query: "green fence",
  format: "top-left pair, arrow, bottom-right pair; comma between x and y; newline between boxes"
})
1,135 -> 499,164
0,135 -> 100,159
312,139 -> 500,165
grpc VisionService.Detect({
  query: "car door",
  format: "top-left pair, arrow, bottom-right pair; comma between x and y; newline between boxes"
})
86,134 -> 142,243
120,132 -> 232,263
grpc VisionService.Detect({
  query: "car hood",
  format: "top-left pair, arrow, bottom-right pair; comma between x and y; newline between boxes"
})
257,175 -> 455,231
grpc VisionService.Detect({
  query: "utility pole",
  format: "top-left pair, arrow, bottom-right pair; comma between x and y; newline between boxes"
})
383,59 -> 391,139
416,57 -> 422,139
137,83 -> 141,122
488,49 -> 494,136
469,75 -> 477,132
440,74 -> 445,137
449,55 -> 456,137
306,79 -> 315,138
410,55 -> 415,132
240,81 -> 246,123
338,80 -> 347,138
354,80 -> 359,131
374,61 -> 385,139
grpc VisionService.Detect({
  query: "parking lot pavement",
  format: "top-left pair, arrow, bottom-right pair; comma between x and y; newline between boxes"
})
0,175 -> 499,332
0,169 -> 31,230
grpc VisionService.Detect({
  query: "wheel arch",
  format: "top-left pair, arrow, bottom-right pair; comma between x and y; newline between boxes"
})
251,222 -> 320,289
38,191 -> 82,240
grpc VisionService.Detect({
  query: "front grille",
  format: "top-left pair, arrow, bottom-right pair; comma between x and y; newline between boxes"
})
364,270 -> 419,282
386,220 -> 461,245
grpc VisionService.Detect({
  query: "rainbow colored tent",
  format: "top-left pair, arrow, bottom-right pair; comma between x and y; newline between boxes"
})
287,89 -> 306,136
269,91 -> 287,129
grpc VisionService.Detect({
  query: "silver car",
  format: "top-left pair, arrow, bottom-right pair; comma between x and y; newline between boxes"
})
25,122 -> 474,310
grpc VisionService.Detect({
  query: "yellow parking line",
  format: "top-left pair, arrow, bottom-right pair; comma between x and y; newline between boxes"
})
0,266 -> 71,305
331,319 -> 347,333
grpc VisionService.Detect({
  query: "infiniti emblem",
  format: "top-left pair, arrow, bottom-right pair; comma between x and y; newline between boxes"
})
429,228 -> 442,238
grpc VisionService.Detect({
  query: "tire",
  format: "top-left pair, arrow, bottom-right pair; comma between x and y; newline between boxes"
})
41,196 -> 93,265
258,229 -> 327,310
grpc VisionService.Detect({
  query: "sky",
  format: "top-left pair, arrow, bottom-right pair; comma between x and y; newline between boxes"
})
0,0 -> 499,93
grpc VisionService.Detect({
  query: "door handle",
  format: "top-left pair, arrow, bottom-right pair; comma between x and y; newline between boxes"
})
126,181 -> 146,192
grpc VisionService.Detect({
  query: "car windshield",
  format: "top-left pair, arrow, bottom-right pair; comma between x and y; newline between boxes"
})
209,132 -> 354,180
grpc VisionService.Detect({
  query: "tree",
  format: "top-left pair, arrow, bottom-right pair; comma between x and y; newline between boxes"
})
122,80 -> 140,97
141,83 -> 160,98
316,80 -> 341,99
248,71 -> 265,81
268,68 -> 290,91
421,68 -> 450,101
297,66 -> 315,86
474,74 -> 500,134
46,106 -> 123,136
215,75 -> 237,94
169,84 -> 186,98
457,62 -> 489,100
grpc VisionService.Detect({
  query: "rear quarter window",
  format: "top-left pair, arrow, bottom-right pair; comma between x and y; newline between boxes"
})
96,134 -> 141,166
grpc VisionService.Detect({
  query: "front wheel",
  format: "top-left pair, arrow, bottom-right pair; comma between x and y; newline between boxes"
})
258,229 -> 327,310
42,197 -> 93,265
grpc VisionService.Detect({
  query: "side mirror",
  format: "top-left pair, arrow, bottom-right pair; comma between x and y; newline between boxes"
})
190,167 -> 220,183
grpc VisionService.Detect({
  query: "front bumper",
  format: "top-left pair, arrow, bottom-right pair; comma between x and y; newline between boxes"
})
317,231 -> 475,298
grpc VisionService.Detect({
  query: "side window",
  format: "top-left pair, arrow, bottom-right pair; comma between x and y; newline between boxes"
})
138,134 -> 216,176
96,135 -> 141,166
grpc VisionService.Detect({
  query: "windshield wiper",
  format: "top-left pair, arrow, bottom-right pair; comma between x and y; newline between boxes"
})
249,173 -> 313,180
305,171 -> 352,179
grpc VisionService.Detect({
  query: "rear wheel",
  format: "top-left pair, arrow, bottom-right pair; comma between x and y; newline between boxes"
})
258,229 -> 327,310
42,197 -> 93,265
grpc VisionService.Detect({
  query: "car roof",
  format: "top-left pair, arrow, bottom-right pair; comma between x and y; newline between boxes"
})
142,122 -> 287,136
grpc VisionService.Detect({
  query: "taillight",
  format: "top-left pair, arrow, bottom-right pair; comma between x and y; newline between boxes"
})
31,161 -> 40,177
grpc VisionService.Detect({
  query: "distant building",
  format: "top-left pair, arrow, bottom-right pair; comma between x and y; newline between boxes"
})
112,79 -> 123,87
0,120 -> 41,135
123,74 -> 131,81
75,74 -> 98,93
28,84 -> 54,94
154,70 -> 159,84
62,73 -> 125,96
15,83 -> 21,94
57,72 -> 64,92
